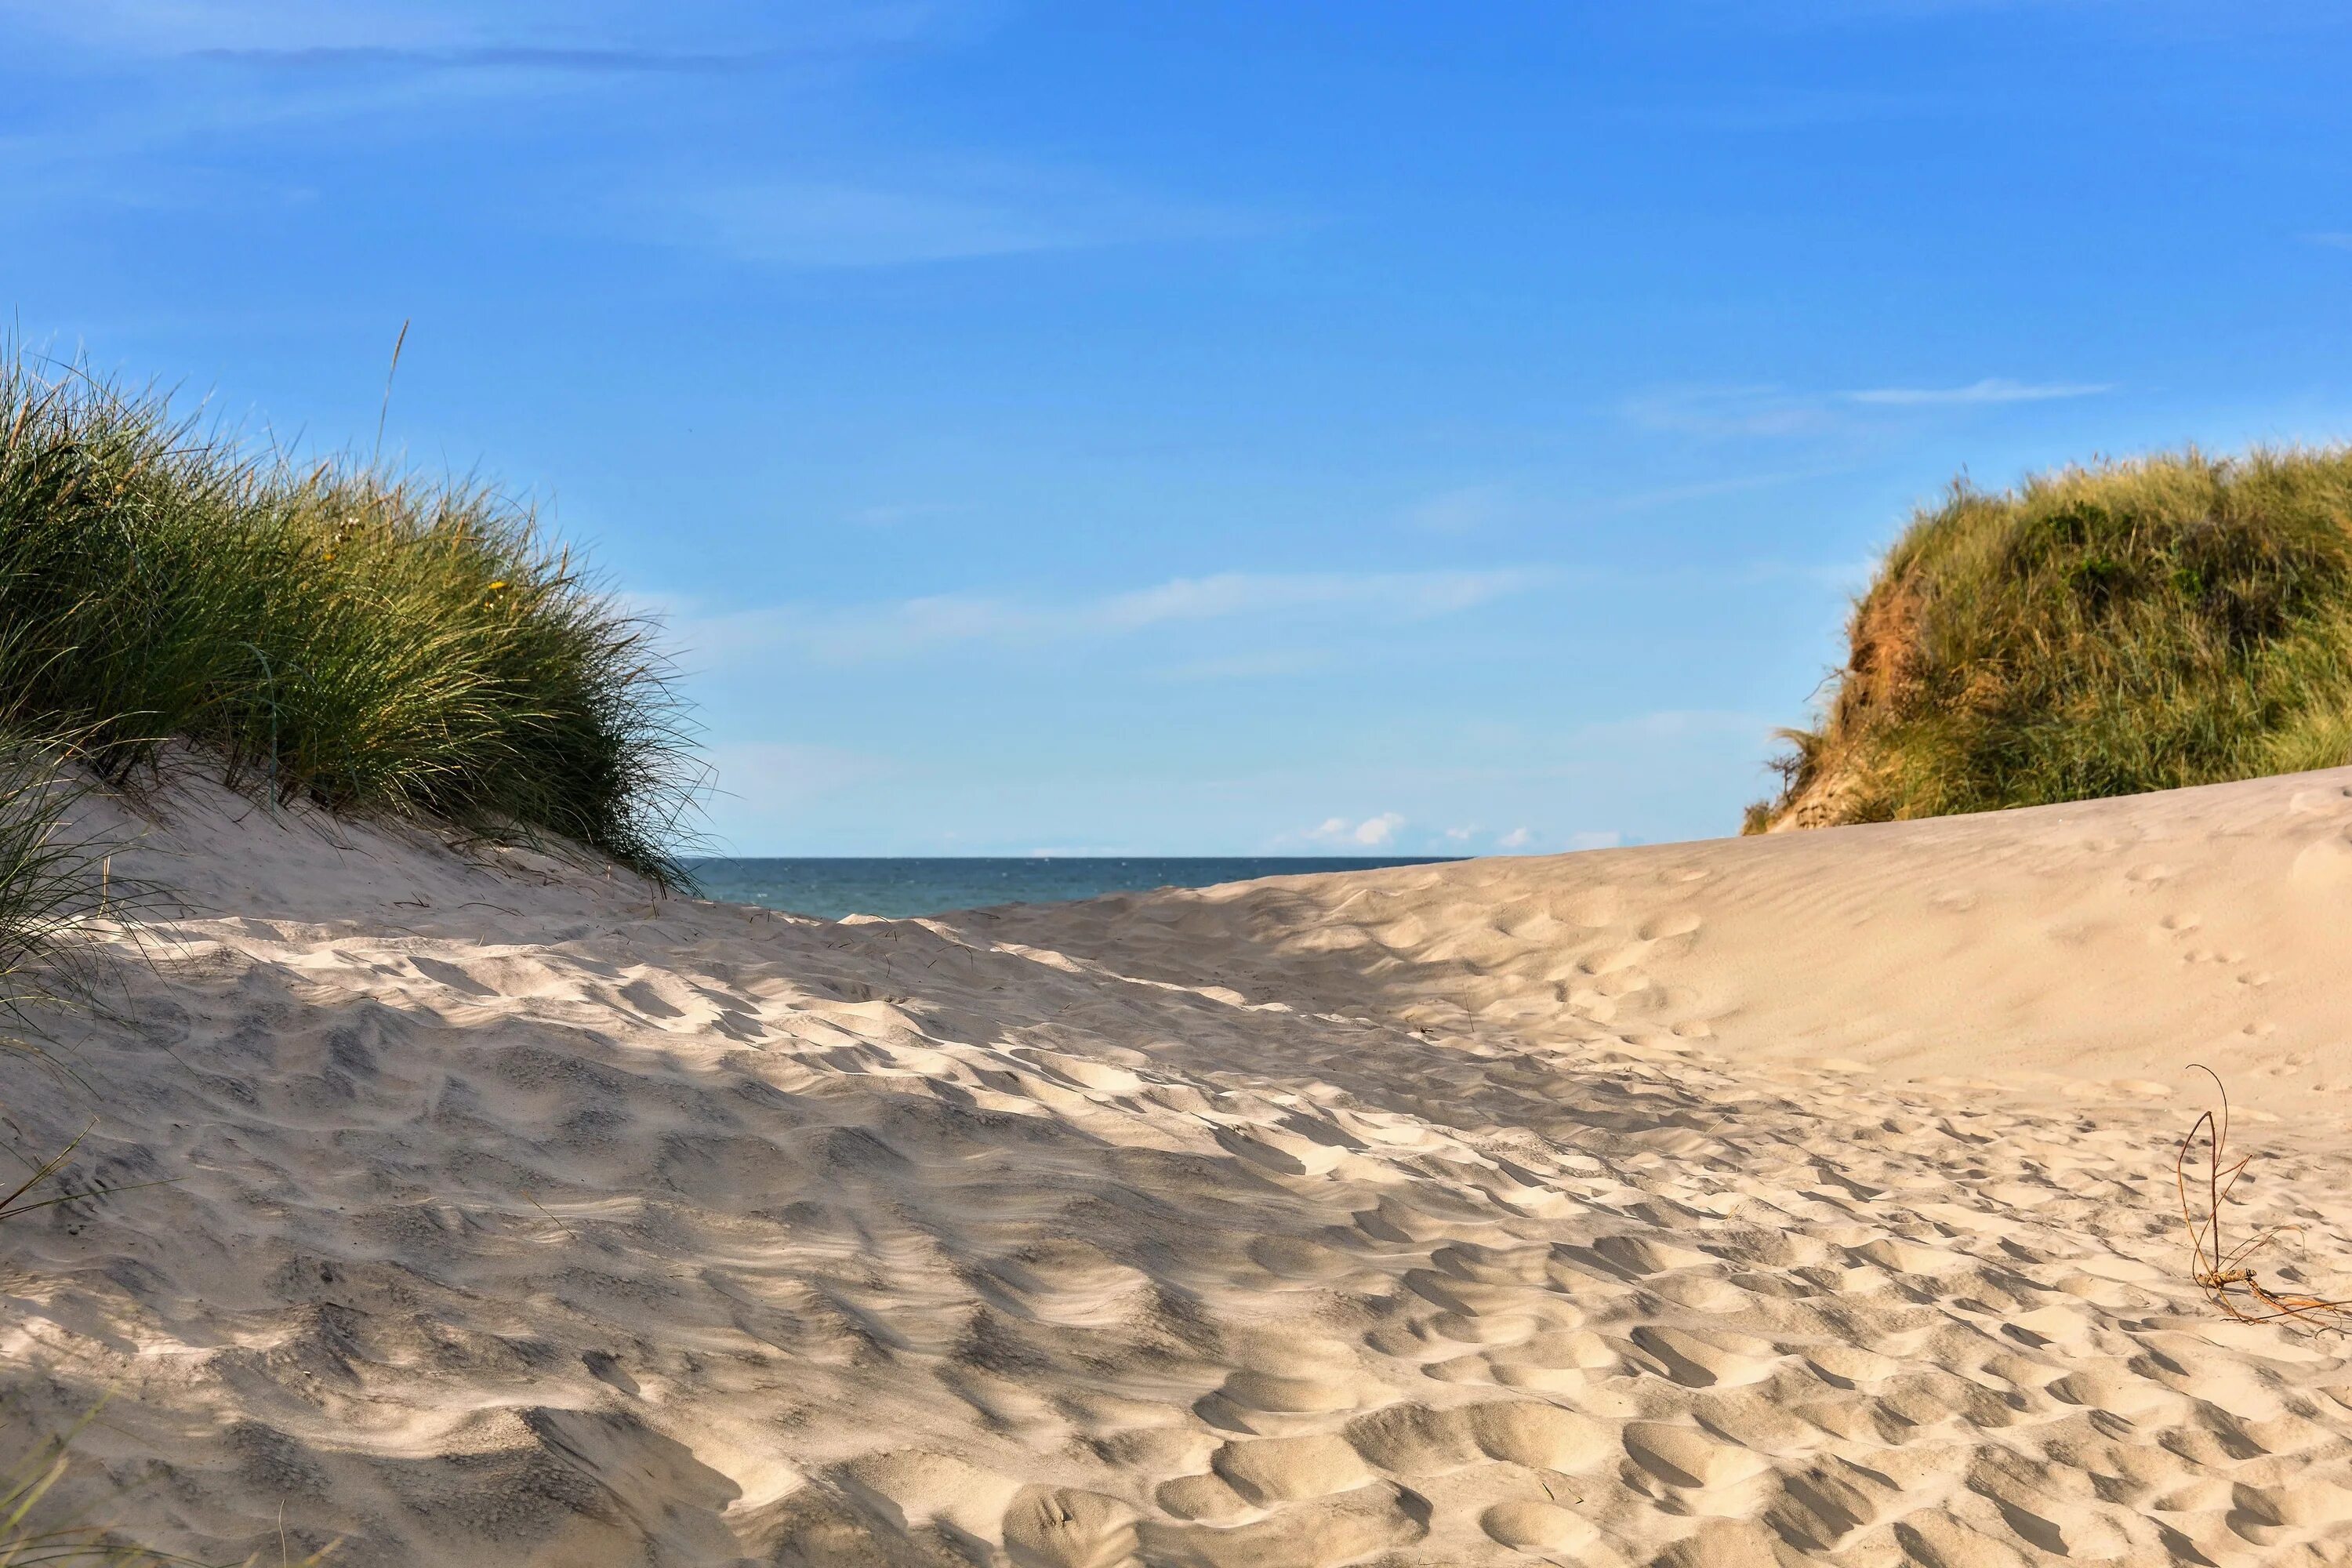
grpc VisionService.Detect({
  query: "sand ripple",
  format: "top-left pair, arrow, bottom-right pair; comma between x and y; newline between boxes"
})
1,771 -> 2350,1563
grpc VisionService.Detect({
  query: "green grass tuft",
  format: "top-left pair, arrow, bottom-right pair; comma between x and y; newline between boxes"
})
0,354 -> 698,884
1751,445 -> 2352,830
0,736 -> 129,1040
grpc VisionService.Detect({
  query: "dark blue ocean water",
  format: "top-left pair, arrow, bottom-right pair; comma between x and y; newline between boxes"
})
683,857 -> 1461,921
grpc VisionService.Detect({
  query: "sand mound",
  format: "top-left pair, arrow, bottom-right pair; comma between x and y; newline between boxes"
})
2,771 -> 2350,1564
1743,447 -> 2352,834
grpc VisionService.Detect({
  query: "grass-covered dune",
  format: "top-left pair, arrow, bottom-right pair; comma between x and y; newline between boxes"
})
0,356 -> 695,887
1750,446 -> 2352,831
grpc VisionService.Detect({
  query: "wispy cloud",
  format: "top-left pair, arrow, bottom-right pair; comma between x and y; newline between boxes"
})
1570,709 -> 1783,746
644,170 -> 1262,267
0,0 -> 950,60
1,1 -> 1258,274
1403,484 -> 1512,535
1623,385 -> 1833,439
1599,87 -> 1951,134
661,179 -> 1074,264
679,568 -> 1548,665
849,502 -> 964,528
191,45 -> 777,74
702,740 -> 893,818
1627,376 -> 2112,437
1843,377 -> 2112,405
2307,233 -> 2352,252
1580,465 -> 1851,517
1094,569 -> 1530,629
1152,650 -> 1336,683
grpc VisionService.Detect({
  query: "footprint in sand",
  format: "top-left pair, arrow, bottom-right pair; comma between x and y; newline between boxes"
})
1246,1235 -> 1357,1283
1210,1433 -> 1374,1504
977,1240 -> 1154,1327
617,976 -> 686,1018
1628,1325 -> 1780,1388
1485,1329 -> 1617,1392
1620,1419 -> 1772,1494
1479,1497 -> 1598,1553
410,954 -> 497,997
1196,1369 -> 1372,1436
1139,1483 -> 1430,1567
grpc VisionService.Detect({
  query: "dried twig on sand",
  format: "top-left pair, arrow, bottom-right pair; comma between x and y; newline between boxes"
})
2177,1063 -> 2352,1331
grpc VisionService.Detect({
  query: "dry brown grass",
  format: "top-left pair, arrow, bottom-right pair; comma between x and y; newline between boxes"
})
2176,1065 -> 2352,1332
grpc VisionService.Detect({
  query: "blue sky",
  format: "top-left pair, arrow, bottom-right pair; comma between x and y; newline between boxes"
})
8,2 -> 2352,855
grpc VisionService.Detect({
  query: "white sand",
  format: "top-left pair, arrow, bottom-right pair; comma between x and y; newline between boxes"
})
3,768 -> 2350,1565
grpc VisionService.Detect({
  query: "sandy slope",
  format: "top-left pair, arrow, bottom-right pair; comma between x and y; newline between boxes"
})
1,771 -> 2350,1566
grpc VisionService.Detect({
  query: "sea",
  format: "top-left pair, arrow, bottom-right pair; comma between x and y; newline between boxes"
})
682,856 -> 1461,921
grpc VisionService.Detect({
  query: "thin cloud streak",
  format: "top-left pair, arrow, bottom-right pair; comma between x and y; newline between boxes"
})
191,45 -> 779,74
680,568 -> 1550,665
1627,376 -> 2113,437
1581,465 -> 1852,517
1,0 -> 953,60
656,179 -> 1086,267
649,173 -> 1265,268
1843,377 -> 2113,405
1622,384 -> 1833,439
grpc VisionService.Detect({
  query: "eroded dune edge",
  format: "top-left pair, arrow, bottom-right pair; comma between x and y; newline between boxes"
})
4,771 -> 2352,1566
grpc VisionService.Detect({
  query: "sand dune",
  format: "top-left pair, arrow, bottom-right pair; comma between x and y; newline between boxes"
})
2,770 -> 2350,1565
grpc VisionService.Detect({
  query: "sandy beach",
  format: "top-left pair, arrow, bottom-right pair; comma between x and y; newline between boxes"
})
4,768 -> 2351,1565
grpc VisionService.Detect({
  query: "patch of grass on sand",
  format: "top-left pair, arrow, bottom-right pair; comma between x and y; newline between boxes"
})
0,354 -> 696,884
0,1407 -> 336,1564
0,736 -> 123,1038
1749,446 -> 2352,831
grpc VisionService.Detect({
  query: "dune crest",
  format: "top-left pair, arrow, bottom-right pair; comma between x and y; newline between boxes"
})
978,765 -> 2352,1117
2,770 -> 2349,1565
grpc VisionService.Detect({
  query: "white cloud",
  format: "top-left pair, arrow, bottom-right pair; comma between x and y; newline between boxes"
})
677,568 -> 1548,666
653,175 -> 1185,267
850,502 -> 960,527
1298,812 -> 1405,848
1565,830 -> 1621,851
633,129 -> 1270,267
0,0 -> 461,53
1570,709 -> 1781,745
703,741 -> 891,818
1603,87 -> 1947,133
1623,385 -> 1834,439
1497,826 -> 1534,850
1153,650 -> 1334,683
2,2 -> 1260,281
1626,377 -> 2111,438
0,0 -> 944,59
1109,568 -> 1536,628
1403,485 -> 1510,535
1842,377 -> 2112,406
1580,466 -> 1849,517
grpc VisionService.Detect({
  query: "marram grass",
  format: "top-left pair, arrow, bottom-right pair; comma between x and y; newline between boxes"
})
0,355 -> 696,884
1751,445 -> 2352,831
0,736 -> 124,1038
